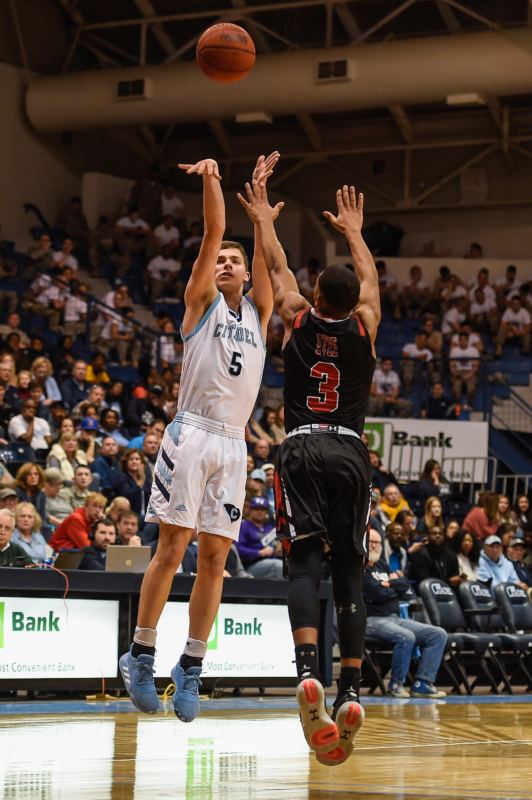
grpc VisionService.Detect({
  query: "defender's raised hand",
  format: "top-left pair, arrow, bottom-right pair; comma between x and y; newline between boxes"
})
252,151 -> 280,186
323,185 -> 363,235
237,179 -> 284,223
178,159 -> 221,180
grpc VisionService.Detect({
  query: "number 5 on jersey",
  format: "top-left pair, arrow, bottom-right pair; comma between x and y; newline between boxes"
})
229,351 -> 243,377
307,362 -> 340,412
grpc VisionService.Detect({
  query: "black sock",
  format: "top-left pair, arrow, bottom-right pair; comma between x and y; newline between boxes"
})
295,643 -> 321,683
180,653 -> 203,671
132,642 -> 155,659
336,666 -> 361,703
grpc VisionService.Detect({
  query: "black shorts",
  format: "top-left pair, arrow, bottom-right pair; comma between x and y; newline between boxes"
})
274,432 -> 372,555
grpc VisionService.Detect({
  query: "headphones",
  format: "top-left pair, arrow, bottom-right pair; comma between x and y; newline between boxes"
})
89,517 -> 115,542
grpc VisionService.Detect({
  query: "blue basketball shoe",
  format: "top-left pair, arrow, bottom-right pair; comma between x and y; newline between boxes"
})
119,645 -> 160,715
171,662 -> 202,722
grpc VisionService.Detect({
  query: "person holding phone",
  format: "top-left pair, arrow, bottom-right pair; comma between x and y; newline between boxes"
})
408,526 -> 467,591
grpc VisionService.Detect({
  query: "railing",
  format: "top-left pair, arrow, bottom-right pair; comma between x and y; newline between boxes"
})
495,474 -> 532,504
442,457 -> 497,503
490,385 -> 532,436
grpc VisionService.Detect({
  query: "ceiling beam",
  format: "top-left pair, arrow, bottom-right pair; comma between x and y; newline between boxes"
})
325,159 -> 398,205
208,120 -> 234,157
501,104 -> 517,177
297,113 -> 322,150
353,0 -> 418,45
388,104 -> 414,143
230,0 -> 271,52
269,156 -> 323,188
439,0 -> 498,30
133,0 -> 178,59
434,0 -> 462,34
334,2 -> 361,39
413,143 -> 497,204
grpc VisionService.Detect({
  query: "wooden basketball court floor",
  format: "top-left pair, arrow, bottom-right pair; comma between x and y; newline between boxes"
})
1,695 -> 532,799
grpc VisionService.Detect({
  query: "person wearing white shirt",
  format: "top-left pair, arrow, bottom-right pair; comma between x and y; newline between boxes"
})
161,184 -> 186,220
296,258 -> 320,303
31,275 -> 69,329
115,206 -> 152,256
440,274 -> 468,312
53,239 -> 78,275
8,399 -> 52,455
151,321 -> 183,369
145,245 -> 181,302
495,266 -> 521,310
369,358 -> 412,418
451,326 -> 483,353
376,261 -> 401,319
154,215 -> 180,251
400,265 -> 432,317
441,297 -> 467,341
64,286 -> 88,339
469,287 -> 499,336
449,333 -> 480,406
402,333 -> 434,392
468,268 -> 496,307
495,296 -> 532,357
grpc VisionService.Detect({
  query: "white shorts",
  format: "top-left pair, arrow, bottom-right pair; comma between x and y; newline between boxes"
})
146,411 -> 247,540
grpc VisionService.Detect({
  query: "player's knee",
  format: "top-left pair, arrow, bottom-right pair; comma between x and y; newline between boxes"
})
156,538 -> 187,567
197,545 -> 231,575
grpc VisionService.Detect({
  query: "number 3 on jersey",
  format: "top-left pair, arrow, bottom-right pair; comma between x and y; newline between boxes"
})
307,361 -> 340,412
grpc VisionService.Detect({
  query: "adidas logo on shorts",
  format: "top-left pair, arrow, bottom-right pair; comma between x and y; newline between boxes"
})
175,503 -> 187,512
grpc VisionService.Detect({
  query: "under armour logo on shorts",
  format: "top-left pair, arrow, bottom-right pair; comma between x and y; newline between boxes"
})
223,504 -> 241,523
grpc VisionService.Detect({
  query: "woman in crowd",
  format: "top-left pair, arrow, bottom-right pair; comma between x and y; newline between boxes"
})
416,459 -> 451,499
99,408 -> 129,448
498,494 -> 519,526
497,522 -> 518,554
368,450 -> 399,494
59,417 -> 75,437
451,528 -> 480,581
112,449 -> 151,518
247,454 -> 256,476
444,520 -> 460,544
16,370 -> 32,403
13,462 -> 47,520
514,495 -> 531,526
163,379 -> 180,420
106,381 -> 127,424
106,496 -> 131,525
47,432 -> 88,480
11,502 -> 47,564
247,407 -> 276,444
270,403 -> 286,443
415,496 -> 445,537
462,490 -> 500,541
32,356 -> 61,406
86,352 -> 110,385
43,467 -> 72,527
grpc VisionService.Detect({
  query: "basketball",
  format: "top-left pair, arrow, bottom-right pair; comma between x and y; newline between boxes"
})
196,23 -> 255,83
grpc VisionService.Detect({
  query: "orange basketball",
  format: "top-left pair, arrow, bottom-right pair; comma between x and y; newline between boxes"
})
197,23 -> 255,84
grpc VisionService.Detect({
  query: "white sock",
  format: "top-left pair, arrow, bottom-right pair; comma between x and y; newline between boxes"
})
183,637 -> 207,659
134,626 -> 157,647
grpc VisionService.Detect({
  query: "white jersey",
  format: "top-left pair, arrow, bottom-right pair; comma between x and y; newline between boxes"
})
178,292 -> 265,429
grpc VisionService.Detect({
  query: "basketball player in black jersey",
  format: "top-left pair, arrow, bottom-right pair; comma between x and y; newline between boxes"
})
239,180 -> 380,765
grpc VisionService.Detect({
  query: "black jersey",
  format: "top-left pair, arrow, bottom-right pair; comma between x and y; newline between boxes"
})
282,307 -> 376,436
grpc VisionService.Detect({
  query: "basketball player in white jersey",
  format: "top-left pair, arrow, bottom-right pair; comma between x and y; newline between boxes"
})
120,153 -> 280,720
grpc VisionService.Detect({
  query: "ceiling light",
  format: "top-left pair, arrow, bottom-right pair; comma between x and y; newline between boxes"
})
236,112 -> 273,124
446,93 -> 486,106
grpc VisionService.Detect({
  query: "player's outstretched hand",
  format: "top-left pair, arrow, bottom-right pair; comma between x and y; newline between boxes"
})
252,151 -> 280,186
178,159 -> 221,180
323,185 -> 363,235
237,179 -> 284,223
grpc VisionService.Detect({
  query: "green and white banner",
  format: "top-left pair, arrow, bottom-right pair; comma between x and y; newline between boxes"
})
157,602 -> 295,678
0,597 -> 119,679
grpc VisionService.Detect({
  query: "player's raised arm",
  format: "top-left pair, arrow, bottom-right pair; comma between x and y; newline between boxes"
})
238,180 -> 309,337
179,159 -> 224,336
246,153 -> 280,339
323,186 -> 381,343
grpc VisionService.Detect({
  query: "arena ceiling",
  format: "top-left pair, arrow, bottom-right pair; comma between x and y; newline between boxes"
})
4,0 -> 532,214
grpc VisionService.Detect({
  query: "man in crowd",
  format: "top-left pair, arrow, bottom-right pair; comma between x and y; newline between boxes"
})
379,485 -> 412,525
116,511 -> 143,547
469,287 -> 499,336
0,313 -> 30,346
43,468 -> 72,527
79,518 -> 117,571
153,215 -> 180,252
369,358 -> 412,418
72,385 -> 107,422
450,323 -> 484,354
252,439 -> 271,469
0,487 -> 18,513
409,526 -> 465,590
127,416 -> 166,450
30,272 -> 70,329
422,381 -> 456,420
477,534 -> 528,592
161,183 -> 186,223
364,529 -> 447,698
8,399 -> 51,457
115,205 -> 152,258
59,464 -> 93,509
441,297 -> 467,343
399,265 -> 431,318
401,332 -> 433,393
145,244 -> 181,301
394,510 -> 417,553
383,522 -> 408,573
0,509 -> 33,566
495,295 -> 532,357
90,436 -> 121,494
495,265 -> 521,310
55,197 -> 90,244
141,432 -> 161,475
449,332 -> 480,406
506,538 -> 532,588
376,261 -> 400,319
48,492 -> 106,550
236,496 -> 283,578
26,233 -> 55,272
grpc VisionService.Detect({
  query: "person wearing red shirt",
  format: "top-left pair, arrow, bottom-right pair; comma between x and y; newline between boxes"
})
49,492 -> 106,551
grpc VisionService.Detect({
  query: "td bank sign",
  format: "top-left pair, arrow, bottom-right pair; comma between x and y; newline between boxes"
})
0,605 -> 61,645
207,612 -> 263,650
